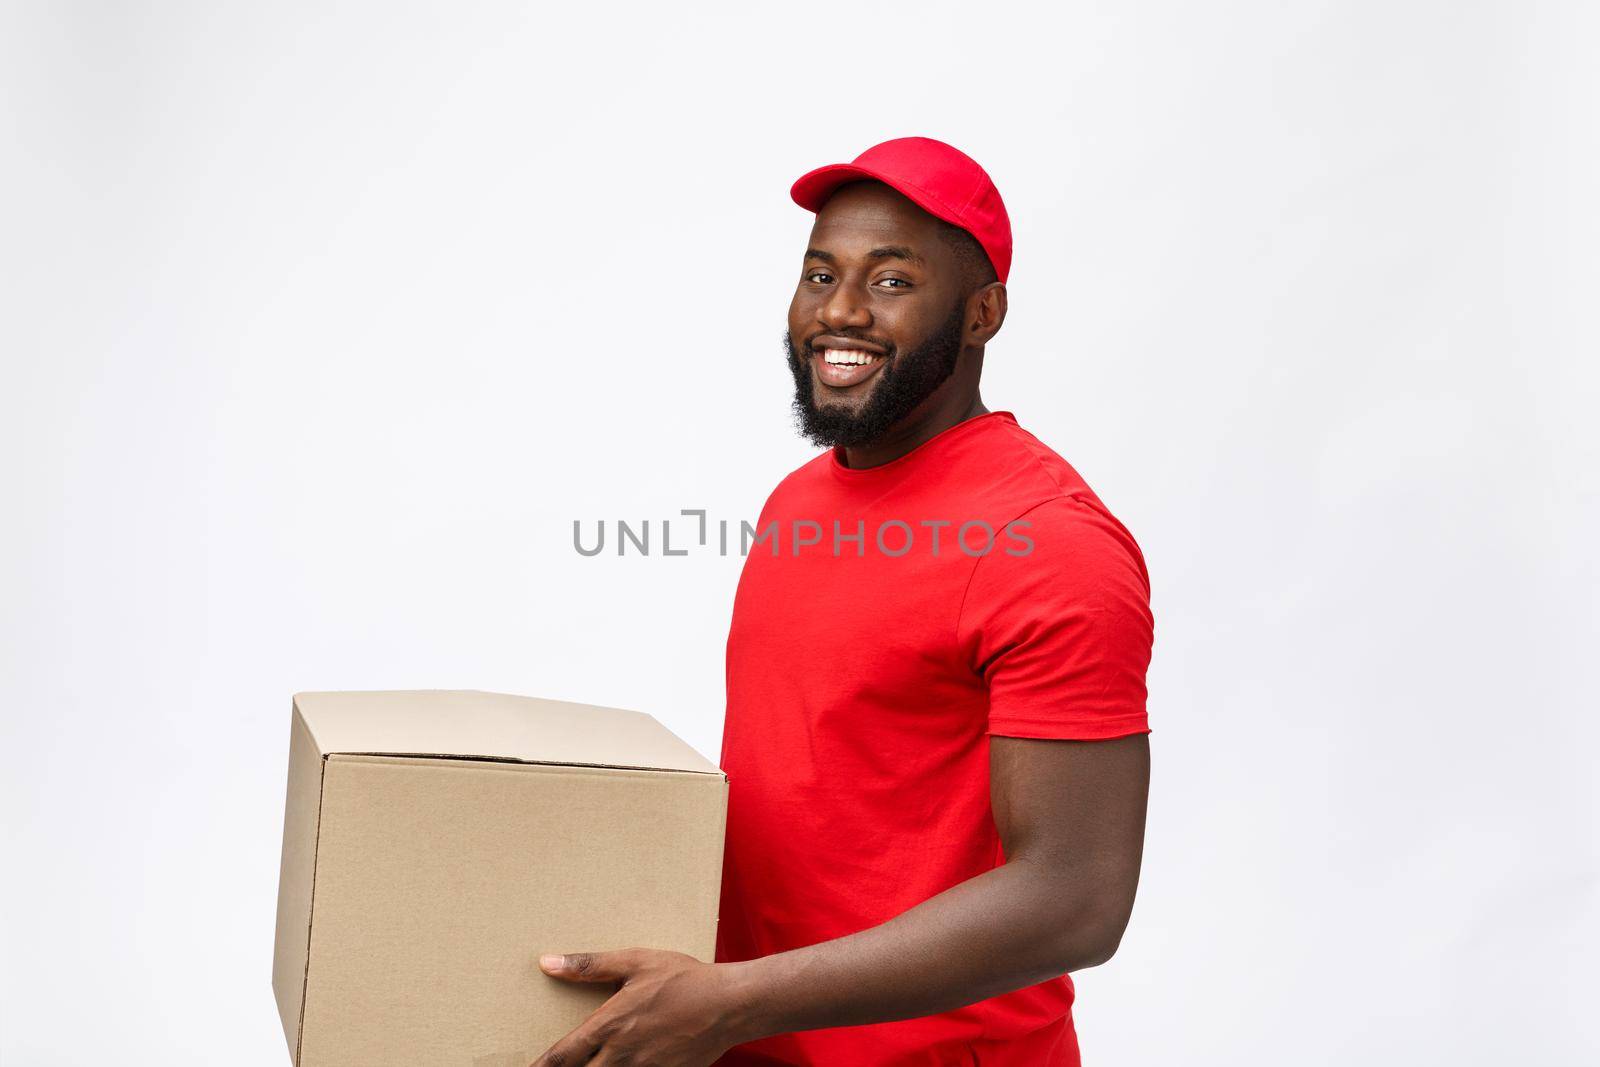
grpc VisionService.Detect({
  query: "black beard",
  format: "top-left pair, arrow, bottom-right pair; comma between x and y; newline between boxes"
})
785,301 -> 966,449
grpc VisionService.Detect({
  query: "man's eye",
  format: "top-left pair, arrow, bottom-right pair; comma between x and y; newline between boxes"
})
876,278 -> 911,289
805,271 -> 834,284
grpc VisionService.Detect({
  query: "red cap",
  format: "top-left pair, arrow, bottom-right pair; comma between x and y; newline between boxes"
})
790,136 -> 1012,283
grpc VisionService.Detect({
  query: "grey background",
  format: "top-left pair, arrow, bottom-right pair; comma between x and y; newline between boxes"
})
3,1 -> 1595,1063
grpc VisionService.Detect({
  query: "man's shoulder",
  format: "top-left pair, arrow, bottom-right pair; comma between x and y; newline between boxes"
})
963,413 -> 1105,516
748,415 -> 1133,534
754,449 -> 835,518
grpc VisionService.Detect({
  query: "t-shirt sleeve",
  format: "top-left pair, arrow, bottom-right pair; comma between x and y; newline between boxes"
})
957,496 -> 1154,739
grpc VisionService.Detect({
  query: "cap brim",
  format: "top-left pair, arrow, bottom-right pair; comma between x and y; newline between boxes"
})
791,164 -> 876,211
790,163 -> 954,226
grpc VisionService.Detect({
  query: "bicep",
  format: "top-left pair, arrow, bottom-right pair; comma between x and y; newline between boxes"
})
989,733 -> 1151,917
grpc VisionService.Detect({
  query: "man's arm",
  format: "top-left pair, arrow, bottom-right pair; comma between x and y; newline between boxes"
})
719,731 -> 1150,1040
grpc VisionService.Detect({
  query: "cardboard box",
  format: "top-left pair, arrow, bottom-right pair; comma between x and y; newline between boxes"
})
271,690 -> 728,1066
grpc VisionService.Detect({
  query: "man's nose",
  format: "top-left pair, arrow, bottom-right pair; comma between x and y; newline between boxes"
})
818,279 -> 872,332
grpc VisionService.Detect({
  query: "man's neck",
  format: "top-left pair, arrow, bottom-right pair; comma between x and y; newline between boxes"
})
840,390 -> 990,470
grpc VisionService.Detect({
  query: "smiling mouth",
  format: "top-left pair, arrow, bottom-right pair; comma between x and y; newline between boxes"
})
811,346 -> 888,389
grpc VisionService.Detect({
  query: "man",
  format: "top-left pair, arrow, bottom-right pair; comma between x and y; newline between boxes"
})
535,137 -> 1154,1066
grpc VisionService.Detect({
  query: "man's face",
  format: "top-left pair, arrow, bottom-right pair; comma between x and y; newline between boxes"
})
786,182 -> 972,448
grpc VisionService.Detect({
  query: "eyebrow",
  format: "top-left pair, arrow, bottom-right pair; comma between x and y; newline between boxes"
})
804,245 -> 925,266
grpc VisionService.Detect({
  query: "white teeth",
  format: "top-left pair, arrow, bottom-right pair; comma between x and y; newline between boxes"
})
823,349 -> 876,365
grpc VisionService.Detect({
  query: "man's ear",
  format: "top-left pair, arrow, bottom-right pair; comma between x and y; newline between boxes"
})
967,282 -> 1008,346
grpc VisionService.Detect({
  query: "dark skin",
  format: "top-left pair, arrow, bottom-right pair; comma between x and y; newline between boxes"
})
533,182 -> 1151,1066
792,181 -> 1002,468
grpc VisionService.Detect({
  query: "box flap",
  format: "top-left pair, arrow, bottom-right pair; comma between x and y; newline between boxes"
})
291,690 -> 719,775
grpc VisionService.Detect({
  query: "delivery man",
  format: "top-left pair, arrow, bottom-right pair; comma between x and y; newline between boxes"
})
535,137 -> 1154,1067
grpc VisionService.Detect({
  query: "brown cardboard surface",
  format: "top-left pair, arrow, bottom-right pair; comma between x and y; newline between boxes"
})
270,705 -> 325,1053
271,691 -> 728,1066
292,689 -> 719,774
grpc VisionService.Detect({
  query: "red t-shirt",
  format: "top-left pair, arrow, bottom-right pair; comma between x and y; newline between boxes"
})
714,411 -> 1154,1067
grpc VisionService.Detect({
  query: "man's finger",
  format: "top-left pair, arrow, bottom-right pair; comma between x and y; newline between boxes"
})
538,950 -> 635,984
529,1017 -> 605,1067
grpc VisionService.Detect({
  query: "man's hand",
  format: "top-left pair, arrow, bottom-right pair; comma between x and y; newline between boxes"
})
531,948 -> 753,1066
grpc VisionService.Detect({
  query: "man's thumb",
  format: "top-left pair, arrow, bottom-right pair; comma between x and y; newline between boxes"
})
538,951 -> 629,983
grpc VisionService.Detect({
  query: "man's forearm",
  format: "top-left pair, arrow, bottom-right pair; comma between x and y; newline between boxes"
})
718,856 -> 1127,1045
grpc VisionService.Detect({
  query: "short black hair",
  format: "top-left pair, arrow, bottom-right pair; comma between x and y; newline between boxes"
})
935,219 -> 998,292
